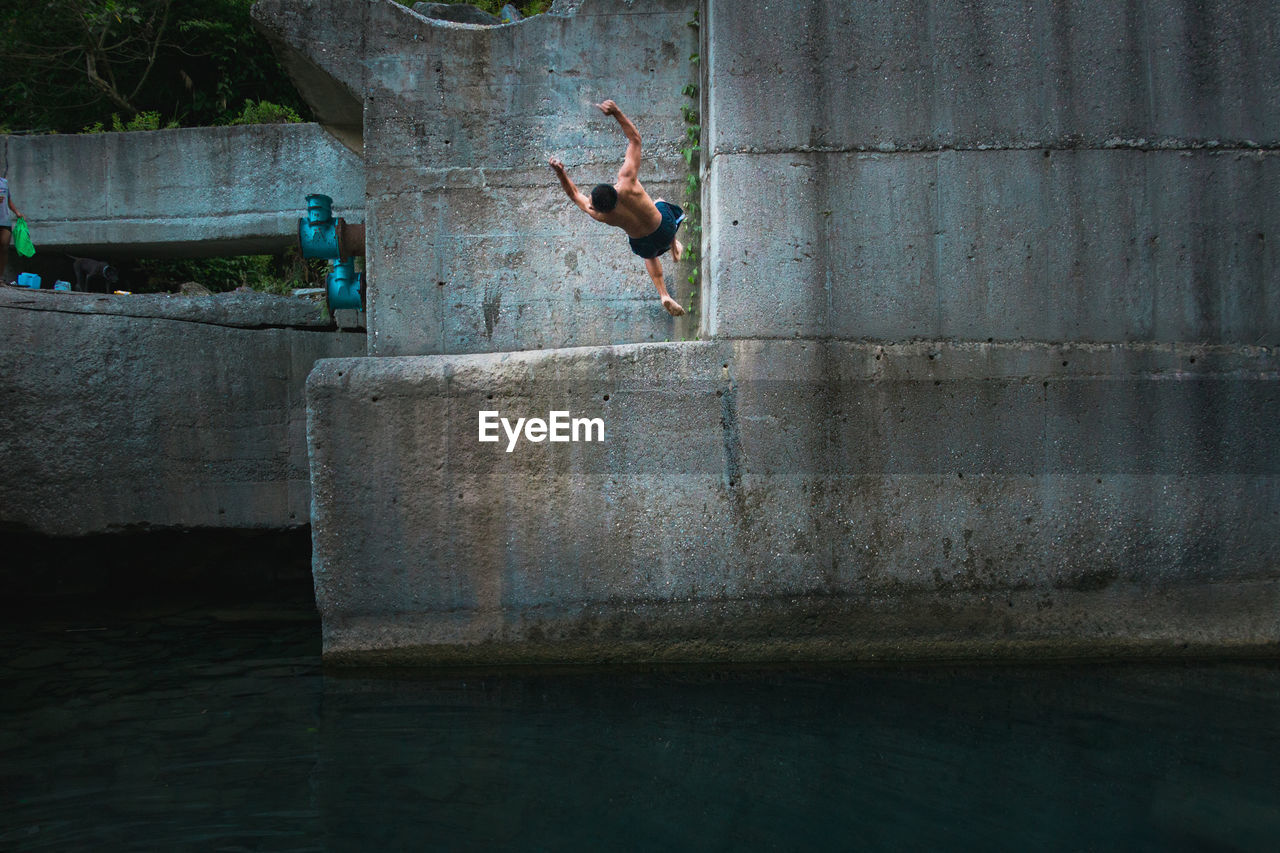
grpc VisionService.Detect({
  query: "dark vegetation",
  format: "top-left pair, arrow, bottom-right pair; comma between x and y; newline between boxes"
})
2,0 -> 310,134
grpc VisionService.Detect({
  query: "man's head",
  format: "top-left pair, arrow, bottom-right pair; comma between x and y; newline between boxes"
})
590,184 -> 618,213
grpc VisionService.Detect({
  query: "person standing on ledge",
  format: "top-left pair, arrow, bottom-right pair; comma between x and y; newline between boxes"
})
0,175 -> 27,285
549,99 -> 686,317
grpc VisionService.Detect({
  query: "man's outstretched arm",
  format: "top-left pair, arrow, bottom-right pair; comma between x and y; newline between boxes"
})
596,100 -> 641,184
549,158 -> 603,219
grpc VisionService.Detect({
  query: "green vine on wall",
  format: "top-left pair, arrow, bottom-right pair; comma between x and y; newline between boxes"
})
680,10 -> 702,335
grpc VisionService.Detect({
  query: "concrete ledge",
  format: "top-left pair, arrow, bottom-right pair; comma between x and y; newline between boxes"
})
307,339 -> 1280,664
0,284 -> 338,329
321,581 -> 1280,666
3,123 -> 364,257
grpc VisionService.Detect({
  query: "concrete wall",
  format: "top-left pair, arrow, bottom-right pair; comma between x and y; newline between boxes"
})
0,287 -> 365,537
309,340 -> 1280,664
704,0 -> 1280,342
255,0 -> 700,356
292,0 -> 1280,664
1,123 -> 364,258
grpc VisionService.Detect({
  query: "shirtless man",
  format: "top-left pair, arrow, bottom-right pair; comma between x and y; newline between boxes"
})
549,100 -> 686,316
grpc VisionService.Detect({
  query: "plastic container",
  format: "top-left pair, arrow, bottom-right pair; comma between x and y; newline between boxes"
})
16,272 -> 41,289
53,280 -> 71,291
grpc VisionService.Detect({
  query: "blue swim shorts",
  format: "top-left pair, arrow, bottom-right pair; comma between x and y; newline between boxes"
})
628,201 -> 686,259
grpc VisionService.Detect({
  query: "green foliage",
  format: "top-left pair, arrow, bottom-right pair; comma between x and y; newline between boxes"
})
2,0 -> 310,133
81,111 -> 177,133
230,100 -> 304,126
397,0 -> 549,16
137,251 -> 327,295
679,10 -> 703,337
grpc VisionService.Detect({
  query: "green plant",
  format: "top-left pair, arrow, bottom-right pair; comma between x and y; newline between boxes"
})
82,111 -> 176,132
678,10 -> 703,336
136,250 -> 325,295
229,100 -> 303,125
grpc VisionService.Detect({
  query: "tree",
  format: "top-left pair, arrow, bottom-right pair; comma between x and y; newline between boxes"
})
1,0 -> 307,132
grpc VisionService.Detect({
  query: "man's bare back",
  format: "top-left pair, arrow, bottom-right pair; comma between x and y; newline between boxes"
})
549,100 -> 686,316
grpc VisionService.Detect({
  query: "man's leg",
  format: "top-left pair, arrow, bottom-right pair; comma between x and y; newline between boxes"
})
644,256 -> 684,316
0,229 -> 10,284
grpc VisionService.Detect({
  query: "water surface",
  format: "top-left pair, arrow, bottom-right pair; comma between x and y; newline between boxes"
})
3,602 -> 1279,851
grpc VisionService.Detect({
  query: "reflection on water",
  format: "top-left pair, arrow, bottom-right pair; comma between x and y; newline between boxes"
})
3,603 -> 1280,851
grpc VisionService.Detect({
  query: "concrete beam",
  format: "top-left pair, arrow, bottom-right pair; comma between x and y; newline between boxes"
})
0,287 -> 366,536
252,0 -> 368,154
306,339 -> 1280,664
2,124 -> 364,259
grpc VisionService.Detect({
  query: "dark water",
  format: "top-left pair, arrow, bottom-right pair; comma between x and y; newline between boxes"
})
3,601 -> 1280,852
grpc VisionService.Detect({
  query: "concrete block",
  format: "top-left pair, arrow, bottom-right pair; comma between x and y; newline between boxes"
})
0,288 -> 366,536
306,339 -> 1280,664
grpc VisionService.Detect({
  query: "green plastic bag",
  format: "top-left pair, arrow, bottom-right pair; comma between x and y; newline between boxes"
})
13,218 -> 35,257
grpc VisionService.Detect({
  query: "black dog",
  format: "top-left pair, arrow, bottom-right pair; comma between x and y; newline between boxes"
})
67,256 -> 120,292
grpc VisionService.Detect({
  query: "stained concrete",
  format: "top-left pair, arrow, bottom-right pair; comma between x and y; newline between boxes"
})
707,148 -> 1280,343
308,340 -> 1280,664
1,123 -> 364,258
0,287 -> 366,537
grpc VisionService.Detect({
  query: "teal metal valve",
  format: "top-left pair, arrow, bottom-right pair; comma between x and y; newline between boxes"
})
299,193 -> 340,260
327,258 -> 364,311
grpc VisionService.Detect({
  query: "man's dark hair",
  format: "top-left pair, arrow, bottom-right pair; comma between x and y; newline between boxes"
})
590,184 -> 618,212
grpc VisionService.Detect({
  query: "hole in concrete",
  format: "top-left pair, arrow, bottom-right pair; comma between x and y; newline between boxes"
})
1062,361 -> 1068,367
603,394 -> 610,401
371,396 -> 380,403
1043,150 -> 1051,158
732,220 -> 739,225
1189,357 -> 1196,364
437,281 -> 446,287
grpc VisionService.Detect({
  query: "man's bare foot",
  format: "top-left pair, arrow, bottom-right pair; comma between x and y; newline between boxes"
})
661,296 -> 685,317
671,238 -> 684,263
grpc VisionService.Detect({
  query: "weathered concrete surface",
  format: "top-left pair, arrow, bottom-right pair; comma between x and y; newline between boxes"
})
251,0 -> 368,154
1,124 -> 364,258
707,149 -> 1280,343
307,341 -> 1280,664
255,0 -> 700,356
0,287 -> 366,537
703,0 -> 1280,343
